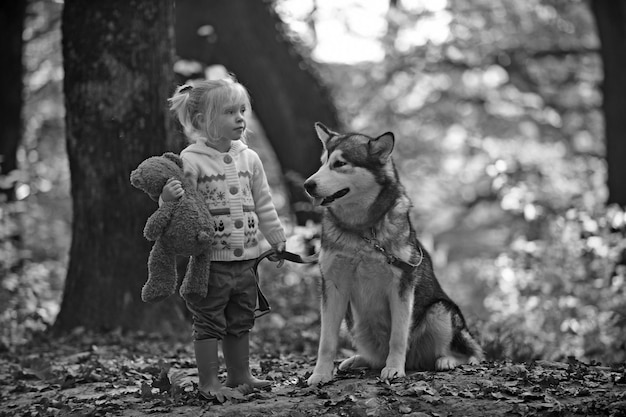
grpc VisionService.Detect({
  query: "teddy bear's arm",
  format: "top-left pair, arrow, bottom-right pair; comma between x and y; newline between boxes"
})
143,205 -> 175,241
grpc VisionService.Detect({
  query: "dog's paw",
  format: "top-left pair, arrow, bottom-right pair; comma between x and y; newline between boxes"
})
467,355 -> 481,366
435,356 -> 459,370
380,366 -> 405,381
307,372 -> 333,386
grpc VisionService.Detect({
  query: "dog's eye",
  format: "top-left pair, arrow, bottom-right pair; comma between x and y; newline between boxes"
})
332,160 -> 347,169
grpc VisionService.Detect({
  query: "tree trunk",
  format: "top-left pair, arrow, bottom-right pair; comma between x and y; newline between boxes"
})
0,0 -> 27,202
591,0 -> 626,207
54,0 -> 186,333
175,0 -> 339,224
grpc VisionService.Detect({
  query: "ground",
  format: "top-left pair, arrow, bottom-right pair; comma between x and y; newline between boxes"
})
1,332 -> 625,417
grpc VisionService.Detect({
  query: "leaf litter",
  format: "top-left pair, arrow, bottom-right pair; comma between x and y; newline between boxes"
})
1,331 -> 625,416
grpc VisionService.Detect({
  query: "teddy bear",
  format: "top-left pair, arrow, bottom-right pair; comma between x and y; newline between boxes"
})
130,152 -> 214,303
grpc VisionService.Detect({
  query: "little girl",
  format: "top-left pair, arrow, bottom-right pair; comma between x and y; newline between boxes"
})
161,76 -> 286,399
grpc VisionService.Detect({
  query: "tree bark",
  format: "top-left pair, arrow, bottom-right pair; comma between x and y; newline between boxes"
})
54,0 -> 186,333
0,0 -> 27,202
591,0 -> 626,207
175,0 -> 339,223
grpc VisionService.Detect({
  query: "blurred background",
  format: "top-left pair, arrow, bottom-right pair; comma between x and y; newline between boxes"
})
1,0 -> 625,365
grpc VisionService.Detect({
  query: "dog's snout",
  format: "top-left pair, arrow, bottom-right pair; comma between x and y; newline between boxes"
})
304,179 -> 317,194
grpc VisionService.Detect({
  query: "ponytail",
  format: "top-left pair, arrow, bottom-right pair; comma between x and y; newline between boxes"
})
168,84 -> 195,139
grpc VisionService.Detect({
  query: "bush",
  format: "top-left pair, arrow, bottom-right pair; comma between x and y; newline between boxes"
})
481,205 -> 626,364
0,200 -> 67,350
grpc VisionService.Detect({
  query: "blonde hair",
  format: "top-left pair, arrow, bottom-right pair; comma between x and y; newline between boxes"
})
168,76 -> 251,144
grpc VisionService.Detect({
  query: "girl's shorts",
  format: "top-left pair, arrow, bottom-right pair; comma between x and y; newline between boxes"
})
186,259 -> 256,340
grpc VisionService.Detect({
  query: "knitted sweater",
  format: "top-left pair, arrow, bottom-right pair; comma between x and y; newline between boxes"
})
180,141 -> 286,262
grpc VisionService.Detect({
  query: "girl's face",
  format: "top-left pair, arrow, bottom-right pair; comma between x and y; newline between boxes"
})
214,100 -> 247,142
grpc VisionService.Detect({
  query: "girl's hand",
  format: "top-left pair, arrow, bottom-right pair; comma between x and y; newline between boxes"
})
161,178 -> 184,201
268,241 -> 287,266
271,241 -> 286,254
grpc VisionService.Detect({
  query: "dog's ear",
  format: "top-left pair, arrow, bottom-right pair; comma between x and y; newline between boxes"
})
368,132 -> 395,162
314,122 -> 337,147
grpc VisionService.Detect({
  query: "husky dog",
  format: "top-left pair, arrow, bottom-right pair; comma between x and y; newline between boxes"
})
304,123 -> 483,386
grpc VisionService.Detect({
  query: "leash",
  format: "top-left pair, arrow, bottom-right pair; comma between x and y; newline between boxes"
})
252,233 -> 422,318
361,229 -> 423,274
252,249 -> 317,318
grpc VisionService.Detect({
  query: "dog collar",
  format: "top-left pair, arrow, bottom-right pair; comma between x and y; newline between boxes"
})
361,230 -> 423,273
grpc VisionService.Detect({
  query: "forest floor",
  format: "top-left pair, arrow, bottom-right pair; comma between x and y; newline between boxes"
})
1,331 -> 625,417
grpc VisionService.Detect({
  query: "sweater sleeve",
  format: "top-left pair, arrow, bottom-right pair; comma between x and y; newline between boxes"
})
249,152 -> 286,245
181,154 -> 199,191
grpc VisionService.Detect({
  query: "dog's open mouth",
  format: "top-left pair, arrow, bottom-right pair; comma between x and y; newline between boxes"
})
316,188 -> 350,206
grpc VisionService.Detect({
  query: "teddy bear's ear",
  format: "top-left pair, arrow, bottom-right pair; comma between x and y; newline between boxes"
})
162,152 -> 183,169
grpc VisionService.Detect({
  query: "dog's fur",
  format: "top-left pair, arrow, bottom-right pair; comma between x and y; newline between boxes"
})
304,123 -> 483,385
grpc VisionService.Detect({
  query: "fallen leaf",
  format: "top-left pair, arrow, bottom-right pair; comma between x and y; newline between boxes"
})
501,364 -> 528,378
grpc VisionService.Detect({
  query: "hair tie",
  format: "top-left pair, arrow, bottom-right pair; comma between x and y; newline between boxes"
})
179,84 -> 192,93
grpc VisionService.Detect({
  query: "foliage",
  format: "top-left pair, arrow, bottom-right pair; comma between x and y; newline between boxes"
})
480,205 -> 626,364
0,201 -> 67,351
0,0 -> 68,351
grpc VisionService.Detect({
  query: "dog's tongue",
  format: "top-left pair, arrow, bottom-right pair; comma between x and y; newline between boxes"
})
312,197 -> 324,206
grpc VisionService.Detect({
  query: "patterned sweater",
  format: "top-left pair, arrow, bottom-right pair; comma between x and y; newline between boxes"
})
180,141 -> 286,262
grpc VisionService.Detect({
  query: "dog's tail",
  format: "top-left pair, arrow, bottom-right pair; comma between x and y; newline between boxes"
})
452,321 -> 484,364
